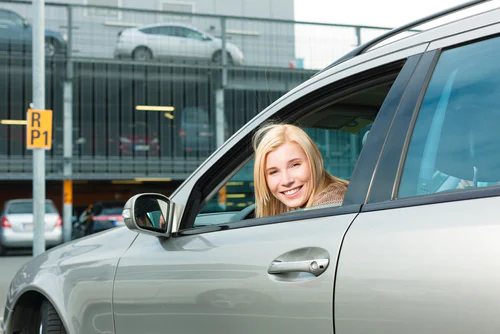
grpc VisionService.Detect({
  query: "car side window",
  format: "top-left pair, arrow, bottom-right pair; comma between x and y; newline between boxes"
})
194,102 -> 376,227
398,36 -> 500,198
176,27 -> 204,40
158,26 -> 176,37
140,27 -> 158,35
0,11 -> 22,27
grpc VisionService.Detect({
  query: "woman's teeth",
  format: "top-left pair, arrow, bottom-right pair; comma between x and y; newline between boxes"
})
284,187 -> 300,195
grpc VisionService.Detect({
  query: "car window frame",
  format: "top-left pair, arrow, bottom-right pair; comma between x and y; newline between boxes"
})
364,31 -> 500,213
176,59 -> 421,234
0,11 -> 22,27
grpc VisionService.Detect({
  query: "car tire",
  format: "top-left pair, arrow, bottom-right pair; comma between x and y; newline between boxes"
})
45,38 -> 60,57
38,300 -> 67,334
132,47 -> 152,61
212,51 -> 233,65
0,242 -> 6,256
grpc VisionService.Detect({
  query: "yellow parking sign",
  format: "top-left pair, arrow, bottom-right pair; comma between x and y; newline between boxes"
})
26,109 -> 53,149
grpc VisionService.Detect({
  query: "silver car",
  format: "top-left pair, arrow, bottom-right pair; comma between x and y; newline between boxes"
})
0,199 -> 63,255
113,23 -> 244,64
5,2 -> 500,333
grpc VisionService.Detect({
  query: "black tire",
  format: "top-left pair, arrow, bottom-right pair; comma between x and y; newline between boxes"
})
39,300 -> 67,334
132,46 -> 152,61
45,38 -> 60,57
0,242 -> 6,256
212,51 -> 233,65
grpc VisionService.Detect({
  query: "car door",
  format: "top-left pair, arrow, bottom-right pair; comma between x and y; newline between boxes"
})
175,26 -> 211,60
157,26 -> 185,59
112,45 -> 426,334
142,26 -> 176,59
335,29 -> 500,334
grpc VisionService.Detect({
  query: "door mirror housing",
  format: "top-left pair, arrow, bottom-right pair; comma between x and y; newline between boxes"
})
122,193 -> 173,237
23,19 -> 29,28
202,34 -> 211,41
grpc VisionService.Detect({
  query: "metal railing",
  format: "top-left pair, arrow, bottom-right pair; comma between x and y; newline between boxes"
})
0,0 -> 391,180
0,0 -> 393,69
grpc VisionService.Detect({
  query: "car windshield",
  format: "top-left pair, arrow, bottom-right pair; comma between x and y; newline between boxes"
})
182,107 -> 210,124
7,202 -> 58,214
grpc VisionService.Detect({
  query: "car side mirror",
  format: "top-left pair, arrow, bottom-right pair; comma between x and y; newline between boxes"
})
23,19 -> 29,28
202,34 -> 211,41
122,193 -> 173,237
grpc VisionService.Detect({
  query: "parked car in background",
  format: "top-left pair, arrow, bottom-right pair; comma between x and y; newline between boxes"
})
71,205 -> 88,224
71,201 -> 126,239
176,106 -> 229,155
6,2 -> 500,334
0,8 -> 67,57
0,199 -> 62,255
113,23 -> 244,65
116,122 -> 160,156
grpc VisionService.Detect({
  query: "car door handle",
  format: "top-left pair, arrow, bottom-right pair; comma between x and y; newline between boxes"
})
268,259 -> 329,276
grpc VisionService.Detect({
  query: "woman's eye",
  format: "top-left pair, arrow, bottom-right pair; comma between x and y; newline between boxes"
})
291,163 -> 300,168
268,170 -> 277,175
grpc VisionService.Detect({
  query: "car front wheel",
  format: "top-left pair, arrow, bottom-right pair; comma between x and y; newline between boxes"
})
45,38 -> 59,57
132,47 -> 153,61
212,51 -> 233,65
39,300 -> 67,334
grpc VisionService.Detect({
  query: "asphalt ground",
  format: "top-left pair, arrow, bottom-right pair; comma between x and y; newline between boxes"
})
0,251 -> 32,334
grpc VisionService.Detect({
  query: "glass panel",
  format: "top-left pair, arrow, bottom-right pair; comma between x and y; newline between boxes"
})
399,36 -> 500,198
8,202 -> 58,214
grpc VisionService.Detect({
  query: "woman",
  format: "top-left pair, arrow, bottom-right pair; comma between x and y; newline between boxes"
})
253,123 -> 349,218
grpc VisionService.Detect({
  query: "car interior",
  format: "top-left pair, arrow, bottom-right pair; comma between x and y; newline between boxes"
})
192,80 -> 396,227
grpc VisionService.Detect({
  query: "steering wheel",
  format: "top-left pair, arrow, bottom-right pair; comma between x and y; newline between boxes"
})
231,203 -> 255,222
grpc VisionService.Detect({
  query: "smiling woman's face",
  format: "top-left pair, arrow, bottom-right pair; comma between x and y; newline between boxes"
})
265,141 -> 312,209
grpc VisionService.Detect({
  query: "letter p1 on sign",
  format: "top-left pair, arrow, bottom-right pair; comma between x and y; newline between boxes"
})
26,109 -> 53,150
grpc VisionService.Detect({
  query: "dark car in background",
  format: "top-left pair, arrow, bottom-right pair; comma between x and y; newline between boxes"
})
71,201 -> 126,239
117,123 -> 160,155
0,8 -> 66,57
176,106 -> 229,155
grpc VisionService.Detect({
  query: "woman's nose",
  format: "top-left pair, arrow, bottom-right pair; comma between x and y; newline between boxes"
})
281,171 -> 294,186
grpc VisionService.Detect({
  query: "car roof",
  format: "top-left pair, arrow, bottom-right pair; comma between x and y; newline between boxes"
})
316,0 -> 492,76
6,199 -> 54,203
137,23 -> 204,32
0,8 -> 19,14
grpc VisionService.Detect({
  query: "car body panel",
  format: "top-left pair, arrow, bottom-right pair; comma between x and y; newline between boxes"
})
3,226 -> 138,334
335,17 -> 500,334
335,197 -> 500,334
113,212 -> 357,334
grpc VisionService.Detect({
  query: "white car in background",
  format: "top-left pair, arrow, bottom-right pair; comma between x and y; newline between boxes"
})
0,199 -> 63,255
113,23 -> 244,65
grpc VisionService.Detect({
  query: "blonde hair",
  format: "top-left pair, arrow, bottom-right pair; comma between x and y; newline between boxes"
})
253,123 -> 348,218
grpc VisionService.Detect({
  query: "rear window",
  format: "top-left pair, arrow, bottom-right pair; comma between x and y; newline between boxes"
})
7,202 -> 58,214
100,208 -> 123,215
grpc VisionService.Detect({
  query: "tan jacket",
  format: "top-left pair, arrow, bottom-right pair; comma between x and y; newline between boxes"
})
311,181 -> 348,207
